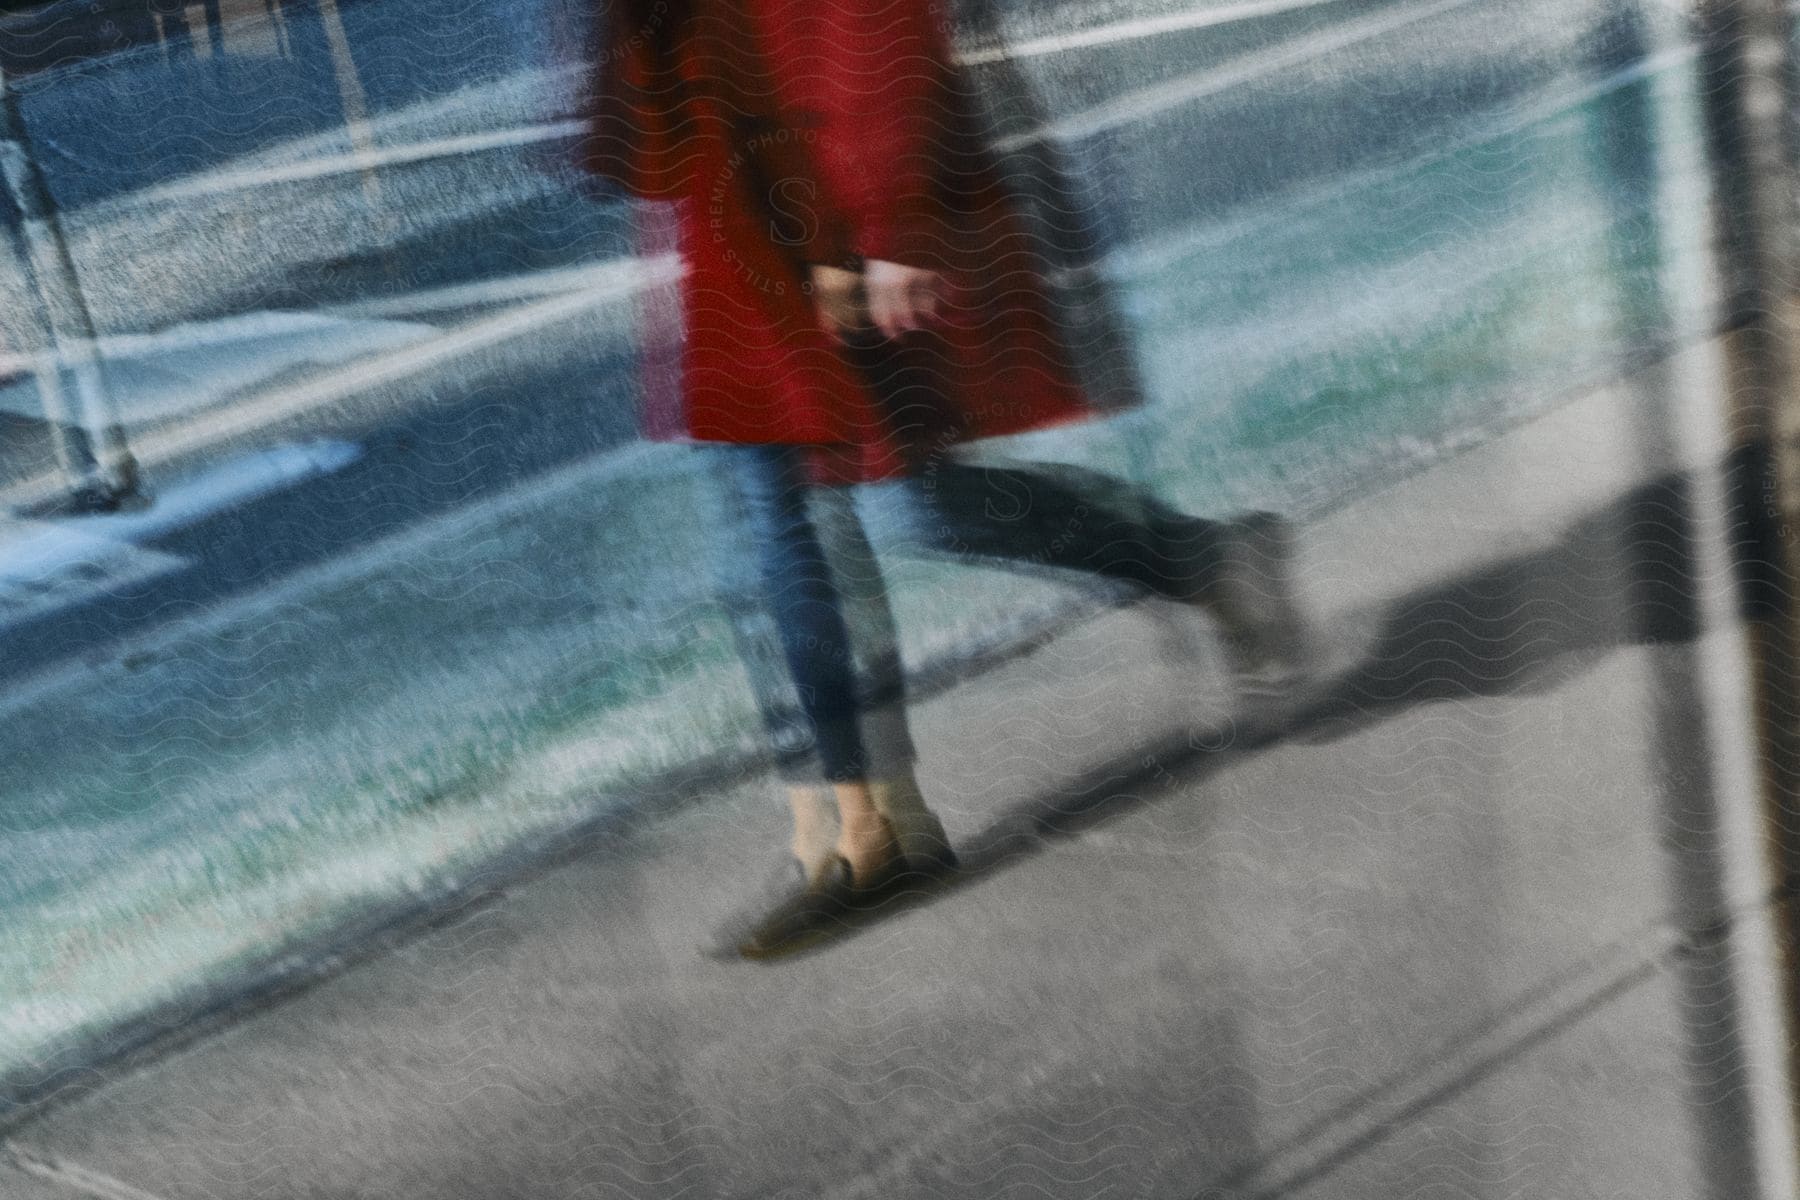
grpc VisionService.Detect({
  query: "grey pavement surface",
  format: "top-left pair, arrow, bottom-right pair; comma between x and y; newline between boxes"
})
0,334 -> 1786,1199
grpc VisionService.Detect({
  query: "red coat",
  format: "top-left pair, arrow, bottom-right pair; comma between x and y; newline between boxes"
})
582,0 -> 1105,480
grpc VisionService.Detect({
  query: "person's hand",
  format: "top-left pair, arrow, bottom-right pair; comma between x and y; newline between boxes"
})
863,258 -> 947,339
807,264 -> 868,342
807,259 -> 949,342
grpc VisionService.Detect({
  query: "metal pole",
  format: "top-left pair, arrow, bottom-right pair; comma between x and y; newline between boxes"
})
1695,0 -> 1800,1189
0,64 -> 141,512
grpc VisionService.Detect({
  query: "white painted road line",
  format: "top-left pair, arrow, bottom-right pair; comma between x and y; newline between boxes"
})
1000,0 -> 1480,148
115,0 -> 1372,201
320,260 -> 640,321
149,260 -> 666,450
141,119 -> 587,204
0,255 -> 680,514
0,439 -> 673,721
1105,44 -> 1698,278
959,0 -> 1357,65
0,312 -> 440,421
0,441 -> 362,630
0,526 -> 187,631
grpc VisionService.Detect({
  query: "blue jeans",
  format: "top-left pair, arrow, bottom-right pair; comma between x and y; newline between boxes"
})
710,443 -> 1224,782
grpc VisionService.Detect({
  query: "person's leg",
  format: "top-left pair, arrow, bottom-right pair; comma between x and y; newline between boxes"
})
904,456 -> 1304,679
711,445 -> 868,779
832,321 -> 1298,668
905,456 -> 1220,599
707,445 -> 911,886
806,484 -> 955,866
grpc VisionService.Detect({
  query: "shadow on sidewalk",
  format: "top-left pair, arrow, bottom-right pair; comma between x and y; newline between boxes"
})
807,445 -> 1783,941
724,446 -> 1785,1199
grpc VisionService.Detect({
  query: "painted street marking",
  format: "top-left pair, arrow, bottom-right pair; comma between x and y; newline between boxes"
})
0,312 -> 440,422
116,0 -> 1373,201
1105,44 -> 1699,278
999,0 -> 1479,149
959,0 -> 1357,65
0,440 -> 361,631
0,258 -> 678,514
141,120 -> 587,203
0,440 -> 671,720
320,260 -> 641,321
0,522 -> 186,630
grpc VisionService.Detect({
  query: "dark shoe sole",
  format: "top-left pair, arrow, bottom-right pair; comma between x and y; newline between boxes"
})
714,857 -> 857,961
715,846 -> 962,961
844,845 -> 960,911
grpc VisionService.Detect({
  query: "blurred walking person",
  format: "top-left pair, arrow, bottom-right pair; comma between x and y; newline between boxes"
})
581,0 -> 1304,956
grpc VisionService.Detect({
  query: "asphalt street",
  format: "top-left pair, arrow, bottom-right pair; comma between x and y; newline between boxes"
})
0,0 -> 1705,686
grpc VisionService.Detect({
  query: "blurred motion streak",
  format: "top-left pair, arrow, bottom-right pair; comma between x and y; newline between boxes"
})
1694,0 -> 1800,1191
0,61 -> 140,510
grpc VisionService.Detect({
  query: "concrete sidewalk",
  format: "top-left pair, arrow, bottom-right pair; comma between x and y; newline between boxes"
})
1,334 -> 1789,1199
